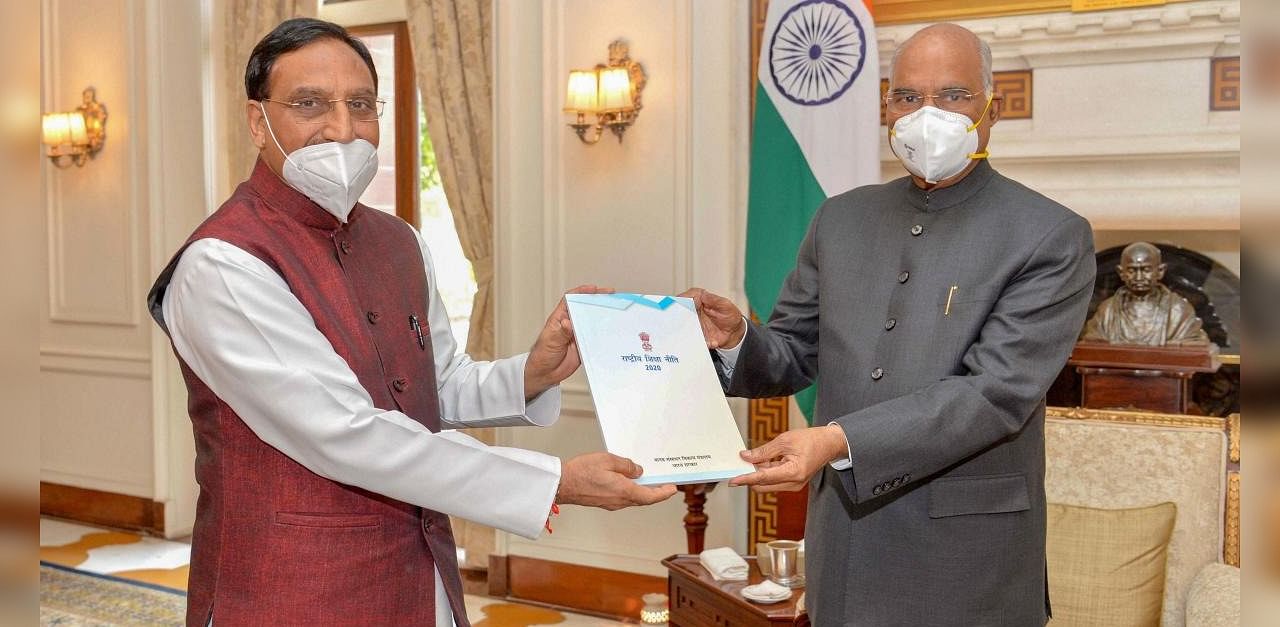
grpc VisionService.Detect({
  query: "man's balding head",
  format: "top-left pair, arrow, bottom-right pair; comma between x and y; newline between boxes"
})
890,24 -> 992,93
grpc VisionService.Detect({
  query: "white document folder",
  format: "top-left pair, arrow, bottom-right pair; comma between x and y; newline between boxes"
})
565,293 -> 754,485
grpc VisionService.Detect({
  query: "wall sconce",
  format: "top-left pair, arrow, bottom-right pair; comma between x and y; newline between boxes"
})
42,87 -> 108,168
563,40 -> 647,145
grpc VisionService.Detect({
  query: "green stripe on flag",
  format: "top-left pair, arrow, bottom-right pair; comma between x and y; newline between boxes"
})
745,81 -> 826,423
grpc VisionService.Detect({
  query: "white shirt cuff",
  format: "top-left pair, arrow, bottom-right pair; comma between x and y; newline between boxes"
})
713,316 -> 750,368
827,421 -> 853,470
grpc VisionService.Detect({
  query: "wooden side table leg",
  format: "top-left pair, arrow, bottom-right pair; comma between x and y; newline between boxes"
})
679,483 -> 717,554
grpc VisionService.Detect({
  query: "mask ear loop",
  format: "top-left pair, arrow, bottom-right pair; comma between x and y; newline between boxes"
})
258,102 -> 300,170
966,95 -> 994,160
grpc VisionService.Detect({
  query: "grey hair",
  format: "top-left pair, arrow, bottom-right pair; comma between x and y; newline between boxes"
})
888,27 -> 993,94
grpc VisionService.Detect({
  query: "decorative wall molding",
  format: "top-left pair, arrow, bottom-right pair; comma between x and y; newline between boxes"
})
876,1 -> 1240,70
873,0 -> 1202,26
43,0 -> 145,328
542,0 -> 697,419
39,347 -> 151,379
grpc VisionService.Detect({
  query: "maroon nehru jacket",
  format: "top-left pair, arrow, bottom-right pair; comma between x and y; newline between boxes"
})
148,160 -> 468,626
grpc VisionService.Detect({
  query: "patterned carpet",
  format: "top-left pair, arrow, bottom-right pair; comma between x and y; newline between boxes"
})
40,562 -> 185,625
39,518 -> 622,626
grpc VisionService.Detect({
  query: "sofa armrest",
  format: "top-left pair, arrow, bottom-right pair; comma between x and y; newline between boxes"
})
1185,563 -> 1240,627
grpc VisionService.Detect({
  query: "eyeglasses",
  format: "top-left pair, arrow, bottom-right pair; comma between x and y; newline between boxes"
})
262,97 -> 386,123
884,89 -> 983,115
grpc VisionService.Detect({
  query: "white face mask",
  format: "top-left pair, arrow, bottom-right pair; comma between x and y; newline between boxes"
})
258,103 -> 378,222
889,98 -> 991,185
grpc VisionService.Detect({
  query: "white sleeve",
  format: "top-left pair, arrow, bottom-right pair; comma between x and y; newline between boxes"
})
162,238 -> 559,539
412,227 -> 562,428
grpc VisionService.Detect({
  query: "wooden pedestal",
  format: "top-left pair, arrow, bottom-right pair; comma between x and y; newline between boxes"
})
1069,342 -> 1219,414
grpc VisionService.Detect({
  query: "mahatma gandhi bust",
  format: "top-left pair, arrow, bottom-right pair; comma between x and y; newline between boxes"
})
1080,242 -> 1210,346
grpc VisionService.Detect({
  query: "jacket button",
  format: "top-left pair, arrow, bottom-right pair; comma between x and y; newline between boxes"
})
872,485 -> 883,496
897,271 -> 910,284
903,473 -> 911,482
871,367 -> 884,381
884,318 -> 897,331
367,311 -> 381,324
339,240 -> 352,254
911,224 -> 924,236
392,378 -> 408,392
891,477 -> 902,488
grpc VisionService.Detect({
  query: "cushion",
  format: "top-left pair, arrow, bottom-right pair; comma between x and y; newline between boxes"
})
1046,417 -> 1227,626
1047,502 -> 1177,627
1184,563 -> 1239,627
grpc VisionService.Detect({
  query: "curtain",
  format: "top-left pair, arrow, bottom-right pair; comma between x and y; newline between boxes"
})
223,0 -> 319,193
405,0 -> 498,571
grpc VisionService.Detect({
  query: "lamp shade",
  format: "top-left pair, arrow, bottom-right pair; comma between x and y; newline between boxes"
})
598,67 -> 632,112
67,112 -> 88,145
565,69 -> 598,113
42,113 -> 72,146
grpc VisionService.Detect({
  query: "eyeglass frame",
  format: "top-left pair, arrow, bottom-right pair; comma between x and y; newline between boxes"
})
883,88 -> 989,115
259,96 -> 387,123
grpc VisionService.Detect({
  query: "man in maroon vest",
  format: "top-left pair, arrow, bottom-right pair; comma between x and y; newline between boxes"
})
147,18 -> 675,626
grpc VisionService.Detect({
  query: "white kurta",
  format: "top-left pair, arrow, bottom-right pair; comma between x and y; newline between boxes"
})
163,215 -> 561,627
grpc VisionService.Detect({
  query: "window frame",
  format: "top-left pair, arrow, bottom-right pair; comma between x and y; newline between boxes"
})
348,21 -> 419,226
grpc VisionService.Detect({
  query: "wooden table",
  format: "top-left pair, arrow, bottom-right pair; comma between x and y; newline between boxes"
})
1068,342 -> 1219,414
662,554 -> 808,627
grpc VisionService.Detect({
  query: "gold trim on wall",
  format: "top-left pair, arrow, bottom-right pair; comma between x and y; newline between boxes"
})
1225,471 -> 1240,566
1046,405 -> 1226,430
871,0 -> 1193,25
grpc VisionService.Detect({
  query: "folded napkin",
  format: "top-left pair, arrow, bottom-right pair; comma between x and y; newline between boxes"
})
742,579 -> 792,601
699,547 -> 748,581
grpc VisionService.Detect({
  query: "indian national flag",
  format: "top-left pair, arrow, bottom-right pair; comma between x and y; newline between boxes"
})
746,0 -> 880,421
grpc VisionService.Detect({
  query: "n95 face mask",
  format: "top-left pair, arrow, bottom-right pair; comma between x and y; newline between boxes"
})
889,100 -> 991,185
259,103 -> 378,222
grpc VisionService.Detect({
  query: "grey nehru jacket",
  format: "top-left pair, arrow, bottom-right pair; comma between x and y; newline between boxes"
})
720,160 -> 1095,626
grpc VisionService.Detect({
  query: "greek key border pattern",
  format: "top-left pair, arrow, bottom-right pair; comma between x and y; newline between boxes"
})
748,396 -> 790,551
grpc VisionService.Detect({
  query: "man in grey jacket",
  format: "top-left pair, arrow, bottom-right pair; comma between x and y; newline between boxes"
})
686,24 -> 1095,625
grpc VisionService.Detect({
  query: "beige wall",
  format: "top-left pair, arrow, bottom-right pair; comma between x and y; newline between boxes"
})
494,0 -> 752,576
39,0 -> 206,536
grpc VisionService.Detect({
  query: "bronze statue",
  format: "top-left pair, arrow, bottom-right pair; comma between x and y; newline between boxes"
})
1080,242 -> 1210,346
